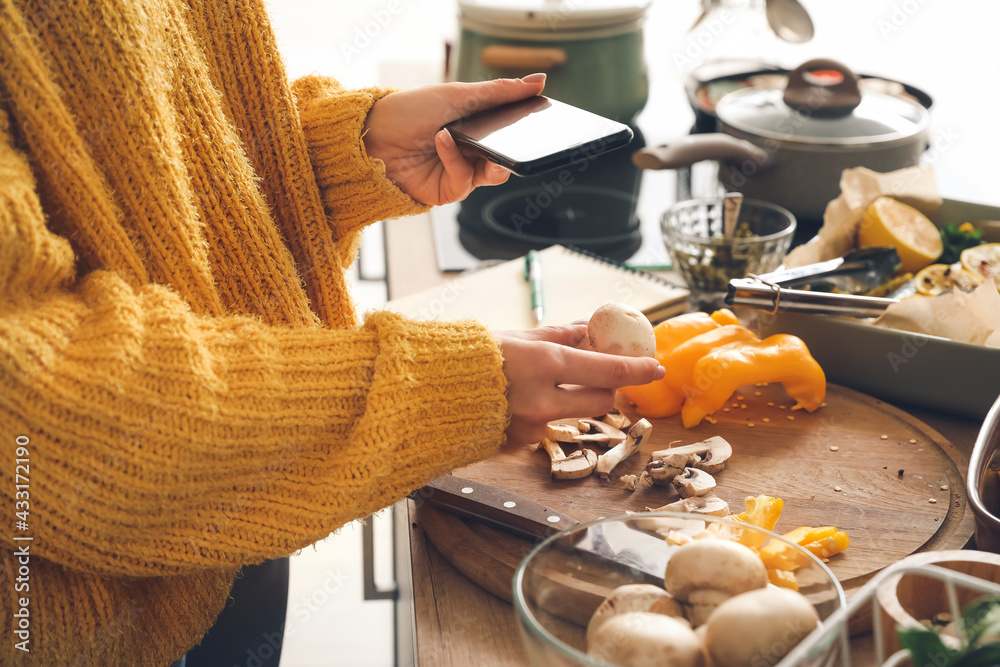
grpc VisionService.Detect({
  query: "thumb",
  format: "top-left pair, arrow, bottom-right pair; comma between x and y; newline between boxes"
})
442,74 -> 547,122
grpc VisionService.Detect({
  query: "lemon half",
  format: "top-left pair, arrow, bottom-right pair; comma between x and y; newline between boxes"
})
914,264 -> 983,296
857,197 -> 943,274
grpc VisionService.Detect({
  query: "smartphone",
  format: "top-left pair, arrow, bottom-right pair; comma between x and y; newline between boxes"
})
444,96 -> 634,177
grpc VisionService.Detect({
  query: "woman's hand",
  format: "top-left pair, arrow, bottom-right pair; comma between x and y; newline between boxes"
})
495,324 -> 665,447
362,75 -> 546,206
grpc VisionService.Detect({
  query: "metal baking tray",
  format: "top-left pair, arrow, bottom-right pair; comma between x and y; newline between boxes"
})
758,198 -> 1000,418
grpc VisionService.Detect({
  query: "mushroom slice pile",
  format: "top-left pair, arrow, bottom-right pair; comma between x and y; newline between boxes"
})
645,436 -> 732,500
537,412 -> 641,480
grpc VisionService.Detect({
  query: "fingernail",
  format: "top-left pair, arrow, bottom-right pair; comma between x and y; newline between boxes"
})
437,128 -> 454,147
654,365 -> 666,381
521,73 -> 546,84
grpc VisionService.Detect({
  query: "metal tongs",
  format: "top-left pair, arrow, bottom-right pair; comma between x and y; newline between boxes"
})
725,247 -> 903,318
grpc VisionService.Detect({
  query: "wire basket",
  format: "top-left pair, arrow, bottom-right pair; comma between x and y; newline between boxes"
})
784,550 -> 1000,666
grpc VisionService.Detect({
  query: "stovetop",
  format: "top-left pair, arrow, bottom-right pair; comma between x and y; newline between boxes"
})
430,162 -> 728,273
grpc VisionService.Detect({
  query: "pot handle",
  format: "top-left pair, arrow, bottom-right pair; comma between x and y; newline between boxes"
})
782,58 -> 863,118
480,45 -> 567,71
632,134 -> 768,171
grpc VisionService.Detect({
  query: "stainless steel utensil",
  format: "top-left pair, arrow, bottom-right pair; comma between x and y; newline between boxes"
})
725,247 -> 903,317
765,0 -> 815,43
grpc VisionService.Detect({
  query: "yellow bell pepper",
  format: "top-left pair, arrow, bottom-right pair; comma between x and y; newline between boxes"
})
767,568 -> 799,591
619,311 -> 724,418
758,526 -> 850,570
662,325 -> 761,398
804,530 -> 850,560
710,308 -> 741,326
680,334 -> 826,428
716,494 -> 784,548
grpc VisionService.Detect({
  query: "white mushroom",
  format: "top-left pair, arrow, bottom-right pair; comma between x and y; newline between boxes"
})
576,419 -> 627,448
598,409 -> 631,431
648,436 -> 732,475
649,494 -> 730,517
587,611 -> 703,667
551,449 -> 598,480
588,303 -> 656,358
645,452 -> 689,486
546,419 -> 582,443
672,468 -> 717,498
586,583 -> 685,648
664,538 -> 768,627
596,419 -> 651,480
703,588 -> 820,667
539,438 -> 598,480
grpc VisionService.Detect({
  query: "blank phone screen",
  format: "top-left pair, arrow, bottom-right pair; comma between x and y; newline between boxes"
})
445,96 -> 633,176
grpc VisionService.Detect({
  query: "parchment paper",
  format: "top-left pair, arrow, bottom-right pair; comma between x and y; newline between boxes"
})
783,165 -> 1000,347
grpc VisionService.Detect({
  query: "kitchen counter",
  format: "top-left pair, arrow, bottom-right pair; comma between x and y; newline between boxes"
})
383,211 -> 985,667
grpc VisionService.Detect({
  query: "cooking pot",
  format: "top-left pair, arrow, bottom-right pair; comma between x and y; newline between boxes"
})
455,0 -> 651,122
634,58 -> 932,223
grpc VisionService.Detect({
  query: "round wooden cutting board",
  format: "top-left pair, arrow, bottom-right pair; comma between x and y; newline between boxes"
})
421,382 -> 976,628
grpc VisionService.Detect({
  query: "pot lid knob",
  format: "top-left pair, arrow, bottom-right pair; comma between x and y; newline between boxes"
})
782,58 -> 863,118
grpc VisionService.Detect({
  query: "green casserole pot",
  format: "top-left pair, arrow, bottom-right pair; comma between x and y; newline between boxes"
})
455,0 -> 652,123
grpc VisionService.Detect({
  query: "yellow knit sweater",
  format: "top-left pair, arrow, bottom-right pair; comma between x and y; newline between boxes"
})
0,1 -> 509,664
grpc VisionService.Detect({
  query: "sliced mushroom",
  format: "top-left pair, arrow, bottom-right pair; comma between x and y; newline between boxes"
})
649,494 -> 730,517
649,436 -> 732,475
691,437 -> 733,475
598,409 -> 631,431
540,438 -> 567,462
575,419 -> 627,448
645,452 -> 689,486
672,467 -> 717,498
546,419 -> 583,443
551,449 -> 598,480
596,419 -> 651,480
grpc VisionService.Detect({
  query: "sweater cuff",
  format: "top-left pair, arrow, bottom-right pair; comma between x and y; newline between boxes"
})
292,75 -> 430,235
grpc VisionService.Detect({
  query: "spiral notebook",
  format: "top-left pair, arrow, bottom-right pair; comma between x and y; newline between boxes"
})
384,245 -> 690,330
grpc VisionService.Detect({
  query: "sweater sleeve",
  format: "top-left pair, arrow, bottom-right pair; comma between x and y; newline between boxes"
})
292,75 -> 430,248
0,119 -> 509,578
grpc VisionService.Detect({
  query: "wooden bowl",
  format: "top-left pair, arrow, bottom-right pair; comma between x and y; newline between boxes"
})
876,549 -> 1000,657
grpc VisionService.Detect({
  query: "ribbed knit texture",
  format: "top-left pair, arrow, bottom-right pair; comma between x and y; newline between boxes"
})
0,0 -> 508,665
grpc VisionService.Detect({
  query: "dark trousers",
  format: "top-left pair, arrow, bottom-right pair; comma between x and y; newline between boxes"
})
171,558 -> 289,667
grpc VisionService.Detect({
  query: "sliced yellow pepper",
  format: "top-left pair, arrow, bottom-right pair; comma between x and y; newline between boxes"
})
767,568 -> 799,591
758,526 -> 838,570
662,325 -> 761,398
803,530 -> 850,560
680,334 -> 826,428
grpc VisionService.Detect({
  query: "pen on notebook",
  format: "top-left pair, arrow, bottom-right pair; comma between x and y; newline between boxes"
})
524,249 -> 544,324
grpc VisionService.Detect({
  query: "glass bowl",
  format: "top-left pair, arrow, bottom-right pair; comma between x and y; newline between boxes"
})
513,512 -> 844,667
661,197 -> 796,294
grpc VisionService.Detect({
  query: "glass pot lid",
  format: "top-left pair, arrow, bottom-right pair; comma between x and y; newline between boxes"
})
715,58 -> 930,146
